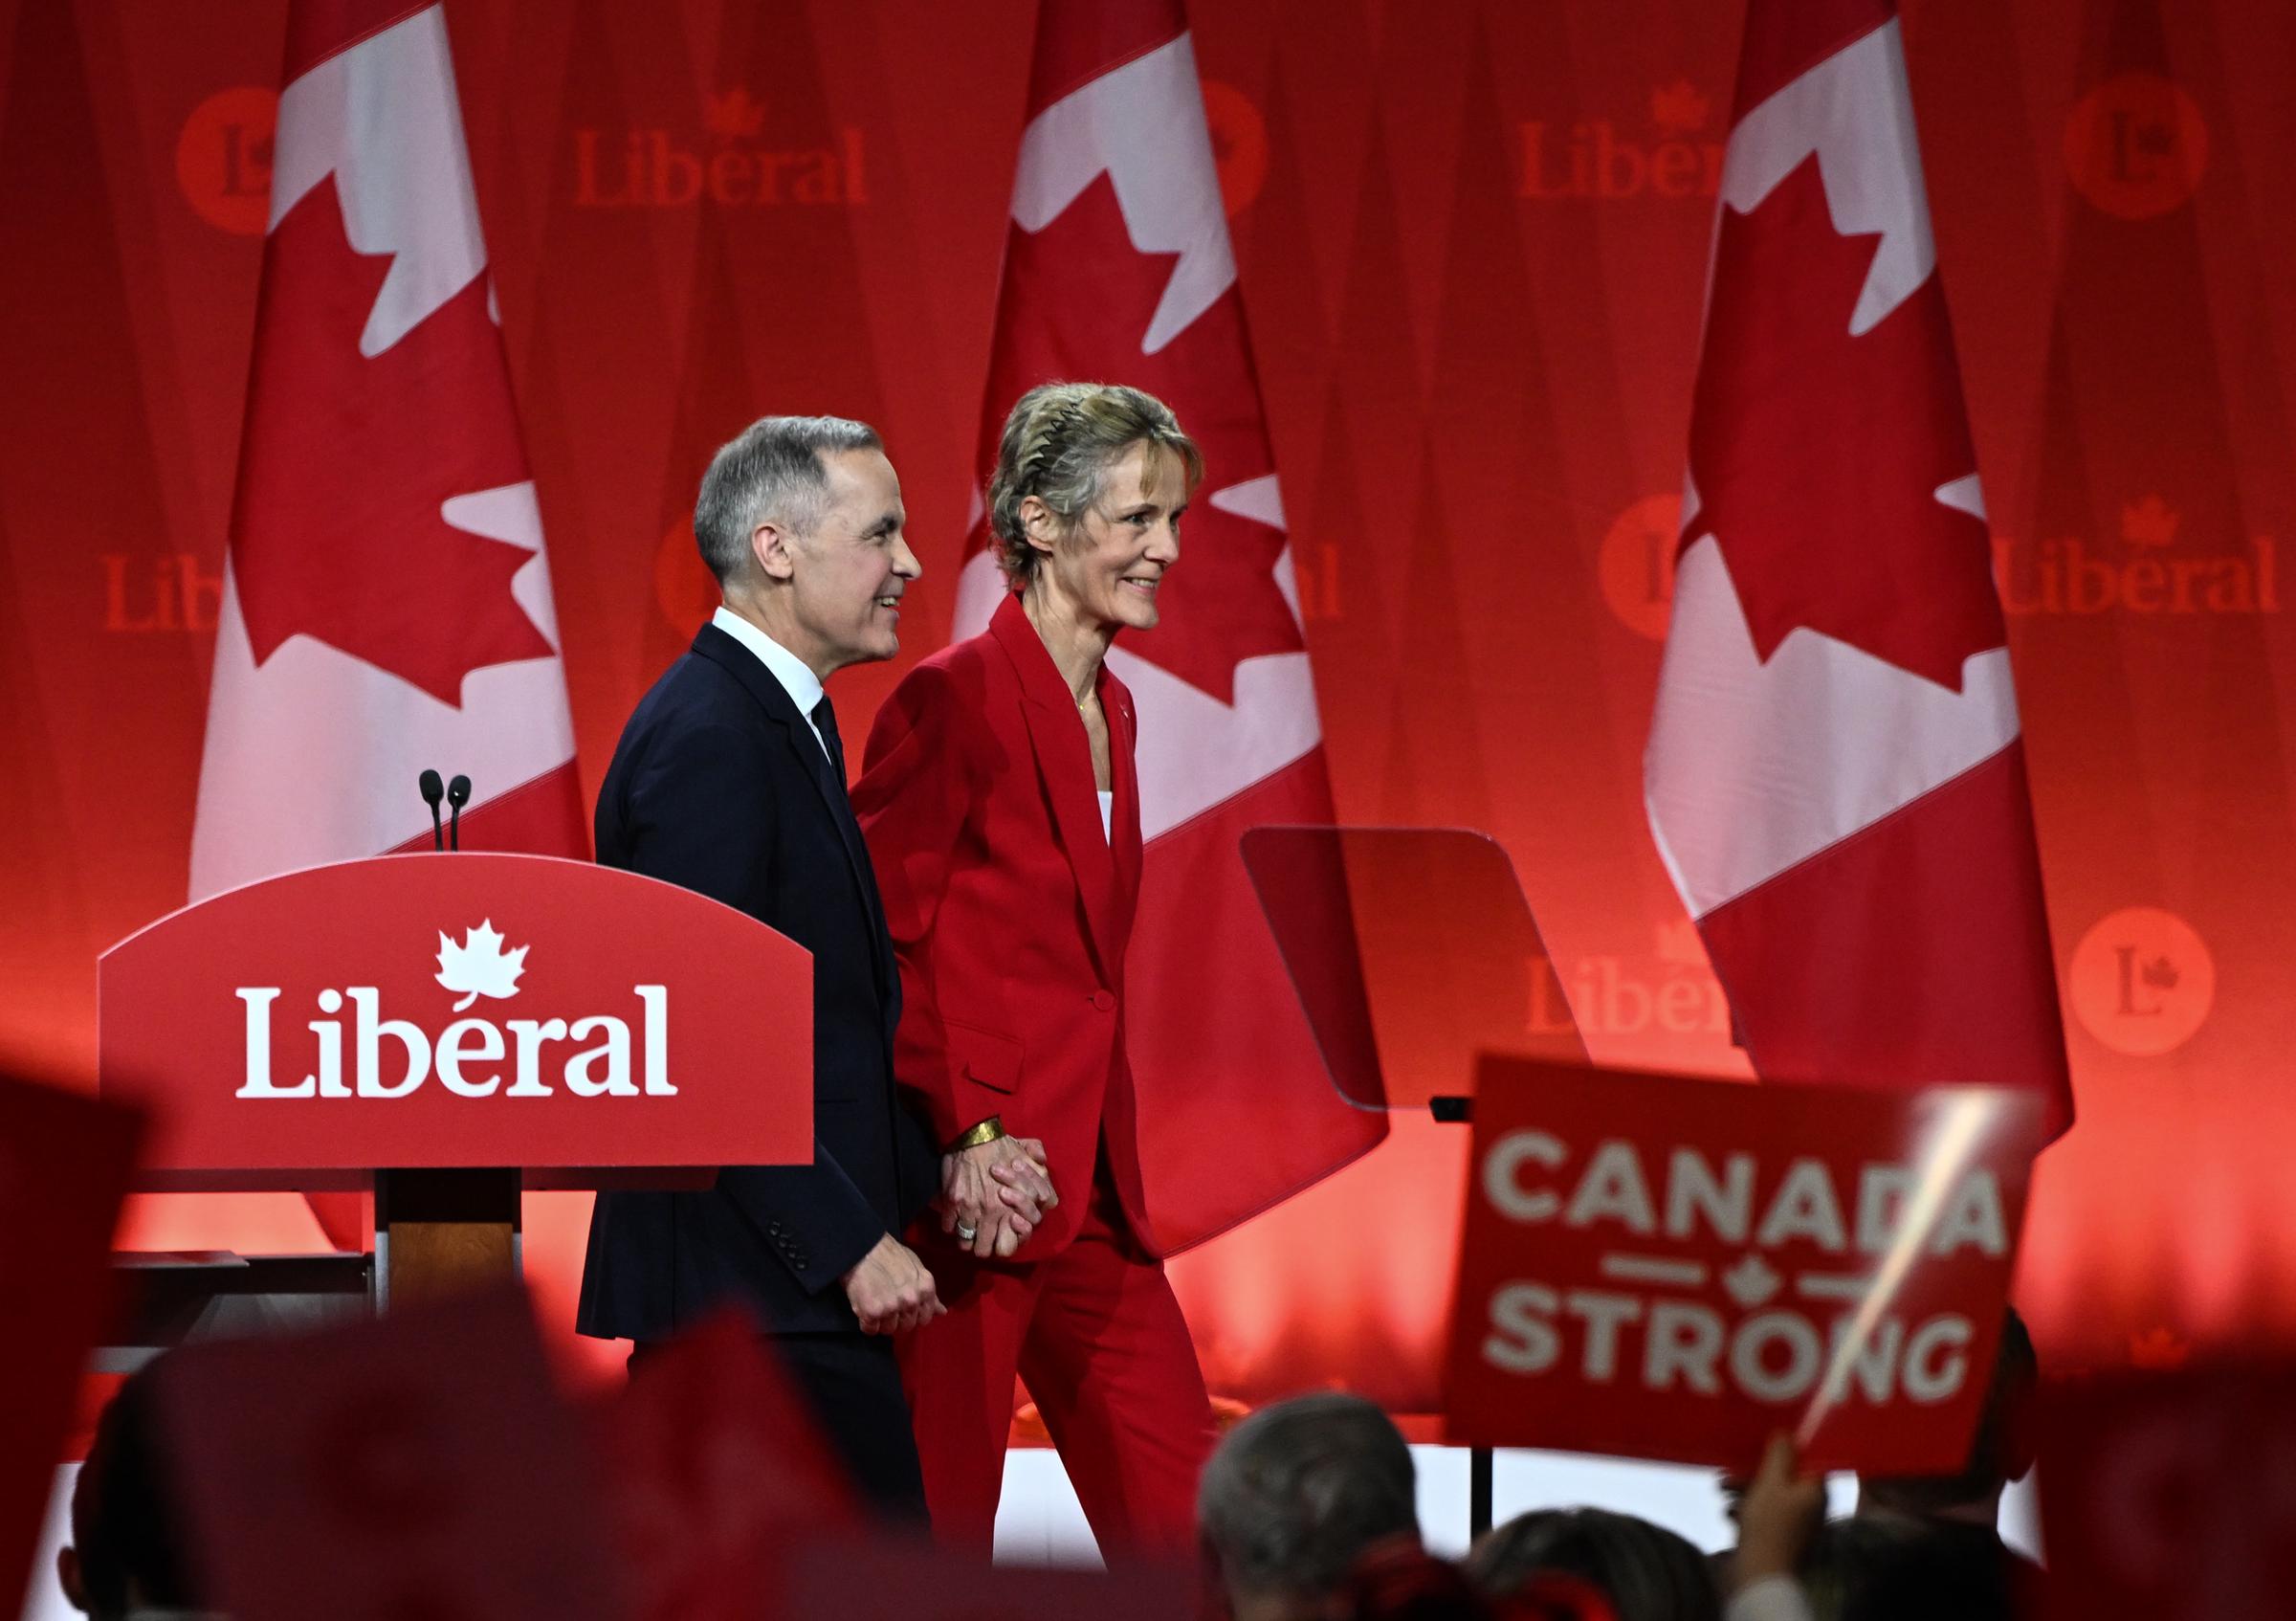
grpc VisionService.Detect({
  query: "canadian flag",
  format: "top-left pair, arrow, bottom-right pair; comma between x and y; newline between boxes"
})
951,0 -> 1385,1248
190,0 -> 585,900
1645,0 -> 2072,1137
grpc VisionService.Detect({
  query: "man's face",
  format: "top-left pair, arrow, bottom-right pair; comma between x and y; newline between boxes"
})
777,448 -> 919,676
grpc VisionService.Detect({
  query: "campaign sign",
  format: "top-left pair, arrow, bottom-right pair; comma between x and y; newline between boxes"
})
0,1072 -> 144,1617
99,854 -> 812,1185
153,1286 -> 629,1621
1445,1057 -> 2043,1473
2037,1364 -> 2296,1620
595,1312 -> 857,1621
781,1537 -> 1194,1621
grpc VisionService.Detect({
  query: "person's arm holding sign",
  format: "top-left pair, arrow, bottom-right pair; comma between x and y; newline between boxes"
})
1725,1433 -> 1825,1621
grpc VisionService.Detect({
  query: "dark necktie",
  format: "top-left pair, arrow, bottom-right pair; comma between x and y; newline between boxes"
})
809,691 -> 890,986
809,695 -> 848,788
809,694 -> 902,1087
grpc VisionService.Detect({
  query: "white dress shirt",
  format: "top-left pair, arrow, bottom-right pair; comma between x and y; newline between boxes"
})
712,606 -> 829,761
1098,788 -> 1113,841
1725,1576 -> 1816,1621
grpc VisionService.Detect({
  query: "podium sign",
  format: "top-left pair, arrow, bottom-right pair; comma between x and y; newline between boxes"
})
99,855 -> 812,1188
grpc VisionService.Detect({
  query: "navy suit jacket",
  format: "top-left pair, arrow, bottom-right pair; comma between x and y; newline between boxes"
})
577,623 -> 938,1339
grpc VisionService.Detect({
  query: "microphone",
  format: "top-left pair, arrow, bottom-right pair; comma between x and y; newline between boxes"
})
418,769 -> 446,853
446,774 -> 472,853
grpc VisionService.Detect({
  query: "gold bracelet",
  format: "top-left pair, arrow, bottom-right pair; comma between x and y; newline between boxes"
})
944,1116 -> 1006,1154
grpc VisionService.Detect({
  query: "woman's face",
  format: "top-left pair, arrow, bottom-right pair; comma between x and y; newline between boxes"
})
1036,440 -> 1186,634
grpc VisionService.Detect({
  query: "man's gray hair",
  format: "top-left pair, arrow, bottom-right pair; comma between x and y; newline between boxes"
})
694,414 -> 882,586
1197,1392 -> 1419,1602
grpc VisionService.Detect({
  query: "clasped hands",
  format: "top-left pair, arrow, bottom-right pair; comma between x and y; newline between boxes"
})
938,1131 -> 1057,1258
841,1132 -> 1059,1336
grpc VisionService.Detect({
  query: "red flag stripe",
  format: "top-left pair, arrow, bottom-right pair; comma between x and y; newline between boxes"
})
281,0 -> 430,84
1729,0 -> 1895,120
1023,0 -> 1186,120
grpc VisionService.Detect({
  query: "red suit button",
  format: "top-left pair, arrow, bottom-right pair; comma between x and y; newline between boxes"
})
1091,989 -> 1116,1012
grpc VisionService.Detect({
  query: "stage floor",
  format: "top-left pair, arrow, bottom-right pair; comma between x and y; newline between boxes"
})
993,1443 -> 2042,1566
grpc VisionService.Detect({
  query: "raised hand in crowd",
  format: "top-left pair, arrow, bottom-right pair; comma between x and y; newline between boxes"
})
1723,1434 -> 1825,1621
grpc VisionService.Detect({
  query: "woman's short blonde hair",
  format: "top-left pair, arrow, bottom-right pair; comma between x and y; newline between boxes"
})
986,382 -> 1204,586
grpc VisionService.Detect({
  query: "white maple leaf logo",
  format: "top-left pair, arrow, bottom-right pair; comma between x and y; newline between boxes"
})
1720,1253 -> 1782,1309
435,920 -> 528,1011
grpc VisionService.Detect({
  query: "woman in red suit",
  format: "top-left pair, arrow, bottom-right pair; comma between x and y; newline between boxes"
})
852,382 -> 1219,1555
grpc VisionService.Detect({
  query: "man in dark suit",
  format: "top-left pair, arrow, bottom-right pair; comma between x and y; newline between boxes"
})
578,414 -> 1051,1515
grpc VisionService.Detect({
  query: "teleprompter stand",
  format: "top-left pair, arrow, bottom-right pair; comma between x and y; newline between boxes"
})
1242,826 -> 1591,1540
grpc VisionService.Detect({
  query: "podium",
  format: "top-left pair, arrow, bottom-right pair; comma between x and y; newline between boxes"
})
98,854 -> 816,1306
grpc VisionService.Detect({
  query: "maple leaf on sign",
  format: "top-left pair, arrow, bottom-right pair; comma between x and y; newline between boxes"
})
1720,1253 -> 1782,1308
979,172 -> 1301,704
704,88 -> 766,142
1685,156 -> 2006,691
2120,494 -> 2179,549
1653,918 -> 1706,966
231,173 -> 550,705
436,920 -> 528,1010
1650,79 -> 1711,133
2128,1325 -> 2190,1369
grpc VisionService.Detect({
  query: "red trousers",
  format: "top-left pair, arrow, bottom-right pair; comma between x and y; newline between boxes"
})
896,1163 -> 1217,1557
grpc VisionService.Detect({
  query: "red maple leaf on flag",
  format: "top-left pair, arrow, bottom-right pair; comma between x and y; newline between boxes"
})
981,173 -> 1301,703
231,173 -> 549,706
1684,156 -> 2005,691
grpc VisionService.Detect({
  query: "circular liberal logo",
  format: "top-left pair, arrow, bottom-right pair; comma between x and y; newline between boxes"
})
1598,494 -> 1683,640
1201,80 -> 1269,219
2064,73 -> 2208,221
176,86 -> 277,235
2067,906 -> 2215,1056
655,522 -> 718,632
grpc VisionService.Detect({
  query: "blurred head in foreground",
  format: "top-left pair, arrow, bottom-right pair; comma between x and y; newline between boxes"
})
1199,1392 -> 1422,1621
1793,1515 -> 2018,1621
1858,1306 -> 2038,1523
58,1365 -> 203,1620
1468,1507 -> 1717,1621
1348,1541 -> 1622,1621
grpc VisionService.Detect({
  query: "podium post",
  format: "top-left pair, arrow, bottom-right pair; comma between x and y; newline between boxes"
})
375,1168 -> 520,1307
370,776 -> 523,1306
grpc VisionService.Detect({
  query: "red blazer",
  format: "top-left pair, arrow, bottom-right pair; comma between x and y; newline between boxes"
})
853,592 -> 1155,1256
